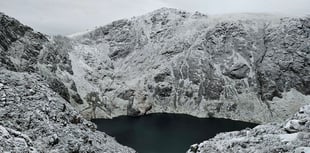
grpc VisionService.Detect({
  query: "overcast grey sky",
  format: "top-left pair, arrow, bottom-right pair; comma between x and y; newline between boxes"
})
1,0 -> 310,35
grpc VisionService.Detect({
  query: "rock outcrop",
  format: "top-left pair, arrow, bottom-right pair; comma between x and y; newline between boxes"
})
0,12 -> 135,153
0,12 -> 47,72
0,68 -> 135,153
187,104 -> 310,153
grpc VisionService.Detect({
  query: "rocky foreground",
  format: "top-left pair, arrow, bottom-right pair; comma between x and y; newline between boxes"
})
0,69 -> 135,153
187,104 -> 310,153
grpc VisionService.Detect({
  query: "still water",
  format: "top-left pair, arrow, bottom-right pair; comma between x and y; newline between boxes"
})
92,113 -> 258,153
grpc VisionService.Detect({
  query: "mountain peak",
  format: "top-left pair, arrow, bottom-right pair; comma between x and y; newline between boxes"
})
144,7 -> 193,18
150,7 -> 186,14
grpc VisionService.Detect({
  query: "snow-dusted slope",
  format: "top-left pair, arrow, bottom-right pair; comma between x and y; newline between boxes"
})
1,8 -> 310,153
1,8 -> 310,124
187,104 -> 310,153
62,8 -> 310,123
0,69 -> 135,153
0,12 -> 135,153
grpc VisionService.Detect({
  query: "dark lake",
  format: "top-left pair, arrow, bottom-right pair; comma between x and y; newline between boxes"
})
92,113 -> 258,153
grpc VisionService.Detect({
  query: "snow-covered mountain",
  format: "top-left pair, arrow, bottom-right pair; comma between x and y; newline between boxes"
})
1,7 -> 310,152
43,8 -> 310,123
1,8 -> 310,124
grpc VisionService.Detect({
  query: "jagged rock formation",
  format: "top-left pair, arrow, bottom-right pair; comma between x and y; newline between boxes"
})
66,9 -> 310,123
187,104 -> 310,153
0,69 -> 135,153
1,7 -> 310,153
0,12 -> 48,72
0,12 -> 84,113
0,11 -> 135,153
1,8 -> 310,124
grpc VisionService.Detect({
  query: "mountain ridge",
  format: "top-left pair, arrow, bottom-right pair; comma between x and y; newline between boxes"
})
0,8 -> 310,153
1,9 -> 310,123
68,7 -> 310,38
64,8 -> 310,123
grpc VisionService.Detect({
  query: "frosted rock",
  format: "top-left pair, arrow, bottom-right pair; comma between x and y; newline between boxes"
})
284,119 -> 303,133
187,104 -> 310,153
0,69 -> 135,153
0,7 -> 310,153
64,9 -> 310,123
1,9 -> 310,123
294,147 -> 310,153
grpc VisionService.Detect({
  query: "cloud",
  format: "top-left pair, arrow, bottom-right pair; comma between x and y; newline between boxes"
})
1,0 -> 309,35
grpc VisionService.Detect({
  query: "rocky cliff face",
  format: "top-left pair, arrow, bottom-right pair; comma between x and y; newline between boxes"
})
1,7 -> 310,153
0,12 -> 48,72
0,12 -> 135,153
187,104 -> 310,153
65,9 -> 309,123
1,9 -> 310,124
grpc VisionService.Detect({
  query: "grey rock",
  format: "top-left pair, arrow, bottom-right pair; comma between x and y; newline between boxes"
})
118,89 -> 135,100
187,104 -> 310,153
224,63 -> 250,79
0,12 -> 47,72
154,82 -> 173,97
47,78 -> 70,102
0,125 -> 37,153
1,9 -> 310,124
0,69 -> 135,153
64,10 -> 310,123
1,8 -> 310,153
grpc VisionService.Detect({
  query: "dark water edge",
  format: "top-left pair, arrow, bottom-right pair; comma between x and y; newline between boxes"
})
92,113 -> 258,153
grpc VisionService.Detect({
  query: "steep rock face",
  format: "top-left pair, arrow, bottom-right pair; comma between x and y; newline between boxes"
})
1,9 -> 310,123
0,68 -> 135,153
1,8 -> 310,153
0,12 -> 83,107
65,9 -> 310,123
0,12 -> 48,72
187,104 -> 310,153
37,35 -> 84,105
256,17 -> 310,101
0,13 -> 135,153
